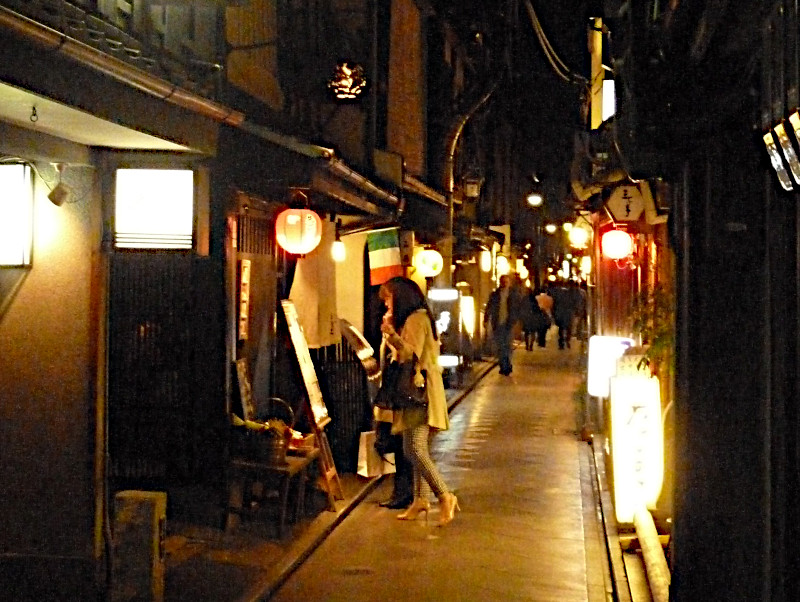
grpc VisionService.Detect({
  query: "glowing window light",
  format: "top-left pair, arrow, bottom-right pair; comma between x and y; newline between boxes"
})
764,131 -> 794,191
587,335 -> 634,397
773,122 -> 800,184
275,207 -> 323,255
544,223 -> 557,234
580,256 -> 592,275
496,255 -> 510,276
519,265 -> 529,280
610,374 -> 663,523
601,229 -> 634,260
0,163 -> 33,266
479,249 -> 492,272
115,169 -> 194,249
415,248 -> 444,277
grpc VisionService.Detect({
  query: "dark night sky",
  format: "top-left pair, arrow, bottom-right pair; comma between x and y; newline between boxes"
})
509,0 -> 590,209
436,0 -> 592,213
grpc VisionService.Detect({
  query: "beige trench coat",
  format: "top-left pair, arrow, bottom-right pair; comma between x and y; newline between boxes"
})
389,309 -> 450,433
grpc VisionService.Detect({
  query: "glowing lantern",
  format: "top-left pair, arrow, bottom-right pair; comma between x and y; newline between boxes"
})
601,229 -> 634,260
568,225 -> 590,248
275,208 -> 323,255
496,255 -> 510,276
479,249 -> 492,272
416,248 -> 444,277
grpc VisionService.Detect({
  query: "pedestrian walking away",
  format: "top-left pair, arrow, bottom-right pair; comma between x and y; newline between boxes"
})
378,276 -> 459,526
484,274 -> 521,374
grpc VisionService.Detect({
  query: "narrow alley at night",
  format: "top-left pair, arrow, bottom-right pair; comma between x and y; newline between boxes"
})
269,342 -> 604,602
2,1 -> 798,601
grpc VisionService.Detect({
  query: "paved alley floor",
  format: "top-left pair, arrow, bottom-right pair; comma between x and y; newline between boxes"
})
270,341 -> 608,601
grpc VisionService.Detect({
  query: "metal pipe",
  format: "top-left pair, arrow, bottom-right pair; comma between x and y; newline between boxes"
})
633,506 -> 671,602
326,158 -> 400,208
0,6 -> 406,217
439,82 -> 498,286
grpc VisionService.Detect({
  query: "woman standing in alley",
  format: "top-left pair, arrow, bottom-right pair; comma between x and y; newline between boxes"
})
378,276 -> 459,526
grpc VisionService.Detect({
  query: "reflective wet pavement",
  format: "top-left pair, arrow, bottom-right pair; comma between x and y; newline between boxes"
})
270,341 -> 608,601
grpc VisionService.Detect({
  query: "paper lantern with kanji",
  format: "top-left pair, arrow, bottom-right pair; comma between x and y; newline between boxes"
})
275,208 -> 323,255
601,229 -> 634,260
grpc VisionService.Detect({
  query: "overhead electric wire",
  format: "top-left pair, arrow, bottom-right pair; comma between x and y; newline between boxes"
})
523,0 -> 587,85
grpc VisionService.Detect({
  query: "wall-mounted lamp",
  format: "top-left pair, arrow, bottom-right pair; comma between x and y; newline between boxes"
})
327,61 -> 367,101
544,223 -> 557,234
47,163 -> 70,206
463,176 -> 484,199
331,219 -> 346,262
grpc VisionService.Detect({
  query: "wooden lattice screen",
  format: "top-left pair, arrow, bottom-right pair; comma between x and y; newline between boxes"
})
107,252 -> 224,488
310,337 -> 373,474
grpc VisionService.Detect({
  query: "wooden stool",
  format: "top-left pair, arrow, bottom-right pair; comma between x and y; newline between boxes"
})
225,447 -> 320,537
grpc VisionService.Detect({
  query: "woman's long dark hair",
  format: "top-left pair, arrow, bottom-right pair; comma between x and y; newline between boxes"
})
380,276 -> 438,340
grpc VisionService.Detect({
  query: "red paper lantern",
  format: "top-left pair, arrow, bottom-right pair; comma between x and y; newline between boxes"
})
601,229 -> 634,260
275,208 -> 323,255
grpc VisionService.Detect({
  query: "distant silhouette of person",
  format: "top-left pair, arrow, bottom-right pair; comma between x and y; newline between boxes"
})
484,274 -> 521,375
534,286 -> 554,347
551,280 -> 580,350
522,288 -> 551,350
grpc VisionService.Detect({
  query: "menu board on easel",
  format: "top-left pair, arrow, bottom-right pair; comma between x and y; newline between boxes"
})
280,300 -> 330,429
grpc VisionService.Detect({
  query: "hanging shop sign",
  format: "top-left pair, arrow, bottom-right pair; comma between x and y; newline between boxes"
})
606,185 -> 644,222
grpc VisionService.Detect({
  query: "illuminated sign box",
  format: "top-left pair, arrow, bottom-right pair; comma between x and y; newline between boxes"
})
115,169 -> 194,249
610,374 -> 664,524
587,335 -> 634,397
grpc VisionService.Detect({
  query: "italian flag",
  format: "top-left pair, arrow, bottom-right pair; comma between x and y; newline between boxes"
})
367,229 -> 403,285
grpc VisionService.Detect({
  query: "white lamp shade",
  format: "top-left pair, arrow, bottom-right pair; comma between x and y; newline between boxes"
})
275,208 -> 323,255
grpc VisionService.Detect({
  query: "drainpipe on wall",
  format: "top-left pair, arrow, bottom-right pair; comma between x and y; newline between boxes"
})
437,82 -> 498,287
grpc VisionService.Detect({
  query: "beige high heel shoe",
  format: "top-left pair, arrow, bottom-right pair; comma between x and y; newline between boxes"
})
396,497 -> 430,522
438,492 -> 460,526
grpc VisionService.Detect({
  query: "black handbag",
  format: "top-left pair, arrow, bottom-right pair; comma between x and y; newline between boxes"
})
374,357 -> 427,411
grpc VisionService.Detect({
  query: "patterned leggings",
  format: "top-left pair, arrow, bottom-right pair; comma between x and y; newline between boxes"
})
403,423 -> 450,500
